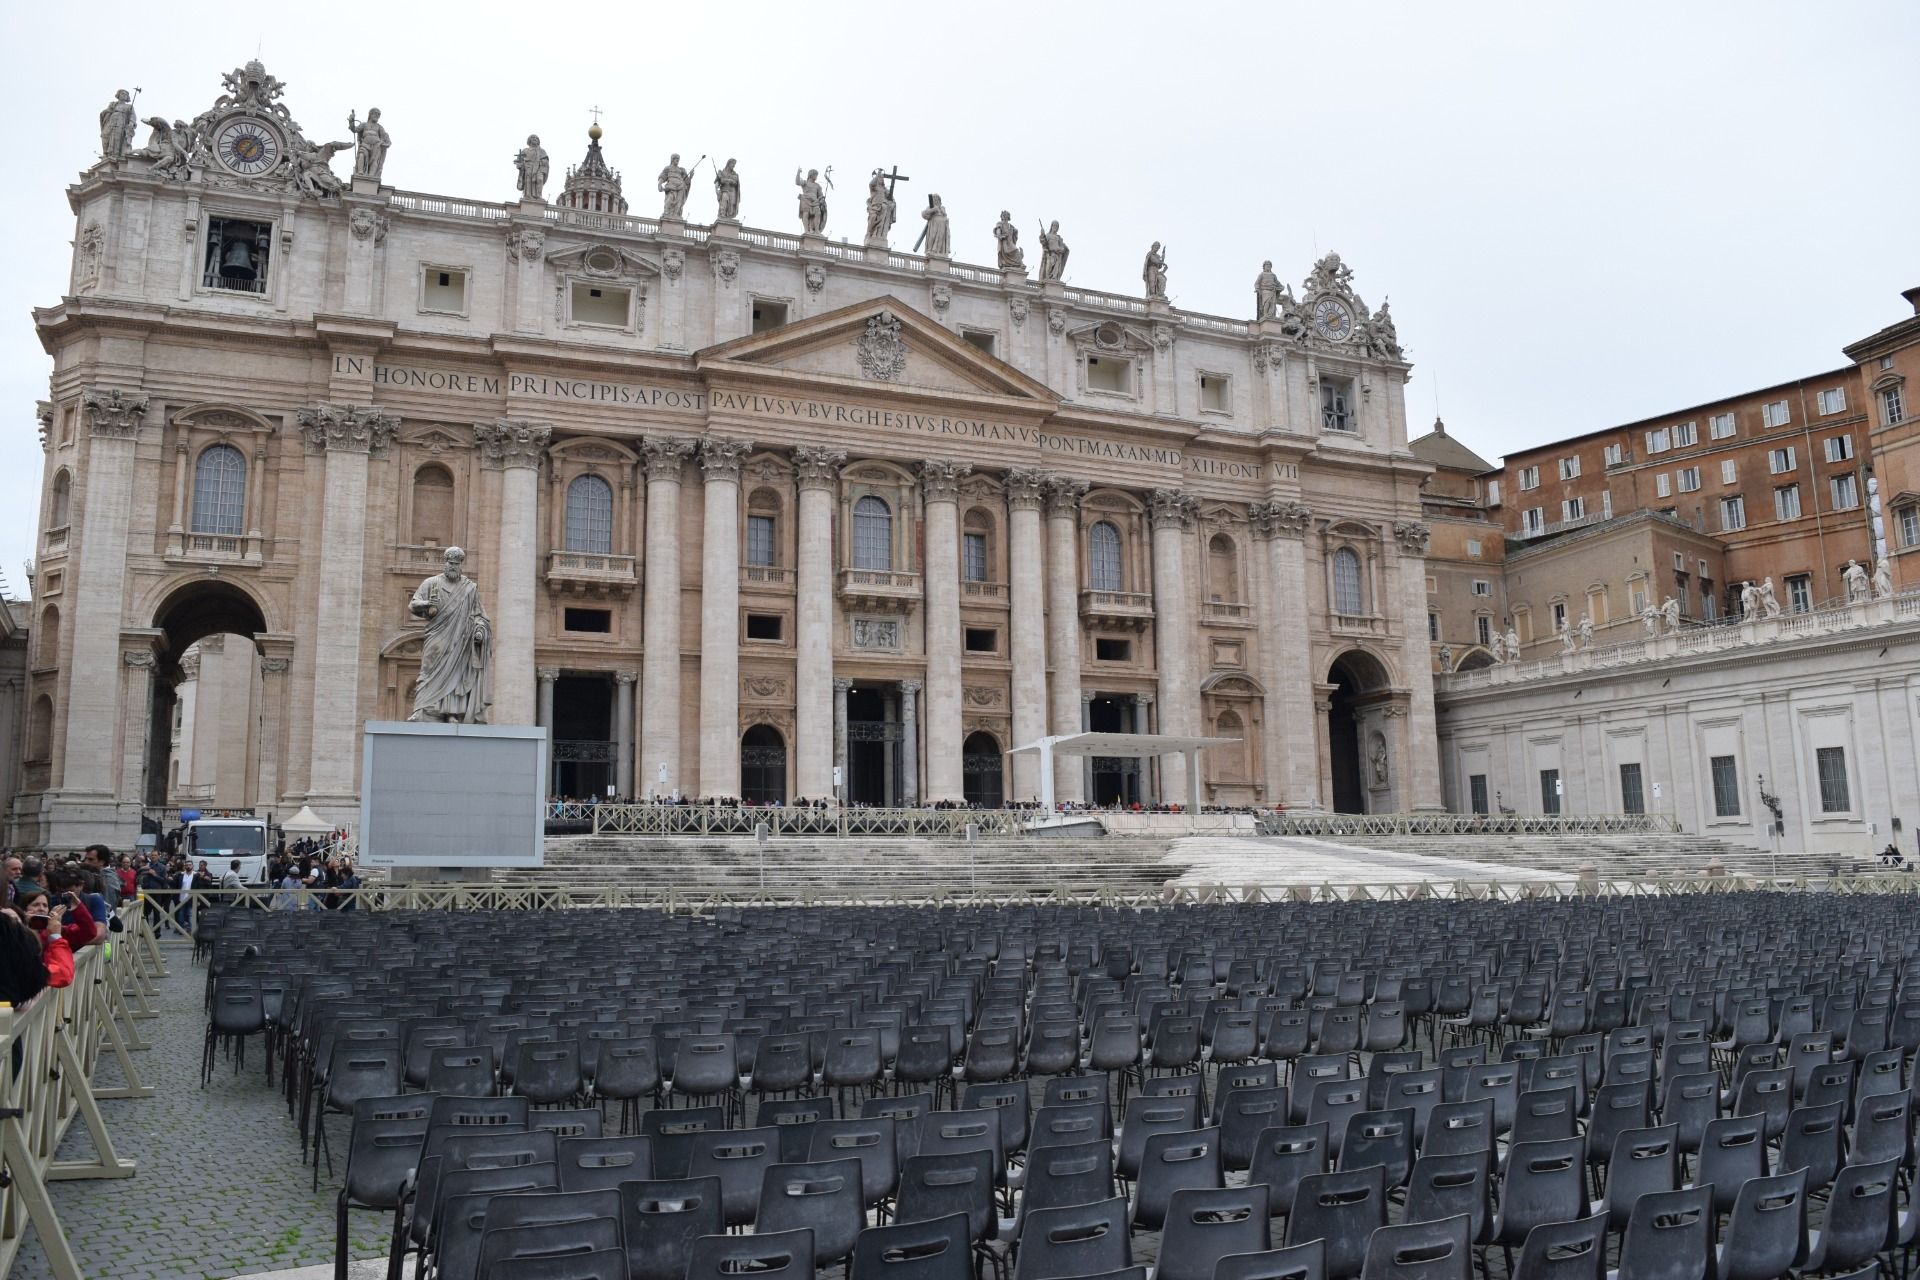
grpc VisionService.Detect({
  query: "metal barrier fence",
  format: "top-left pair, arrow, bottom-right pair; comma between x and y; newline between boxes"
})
0,903 -> 162,1280
1257,812 -> 1681,837
589,804 -> 1027,838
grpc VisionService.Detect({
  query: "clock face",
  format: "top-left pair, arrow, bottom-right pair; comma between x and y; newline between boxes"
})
215,119 -> 282,176
1312,297 -> 1355,341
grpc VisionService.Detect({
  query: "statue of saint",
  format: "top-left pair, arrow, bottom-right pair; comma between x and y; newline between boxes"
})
992,211 -> 1024,270
137,117 -> 191,179
1558,618 -> 1575,654
863,169 -> 896,242
1254,260 -> 1283,321
714,158 -> 741,221
794,167 -> 827,233
658,153 -> 690,219
1874,558 -> 1894,600
1369,734 -> 1389,785
1641,606 -> 1660,638
1578,614 -> 1594,648
1437,643 -> 1453,671
514,134 -> 549,202
1759,577 -> 1781,618
1739,580 -> 1759,619
1038,220 -> 1069,282
408,547 -> 492,724
1844,558 -> 1870,604
1505,624 -> 1521,655
100,89 -> 137,163
347,107 -> 390,181
920,195 -> 950,256
1369,300 -> 1402,358
1143,242 -> 1168,298
1661,596 -> 1682,632
287,139 -> 350,200
1488,633 -> 1505,663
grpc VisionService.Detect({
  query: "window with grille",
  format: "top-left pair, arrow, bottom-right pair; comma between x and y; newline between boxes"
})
1540,769 -> 1561,815
1619,763 -> 1645,815
1089,521 -> 1123,592
746,514 -> 776,567
1332,547 -> 1364,615
190,444 -> 246,535
1321,379 -> 1354,432
963,532 -> 989,582
1710,755 -> 1741,817
564,474 -> 614,554
1468,775 -> 1489,816
852,495 -> 893,570
1816,746 -> 1851,813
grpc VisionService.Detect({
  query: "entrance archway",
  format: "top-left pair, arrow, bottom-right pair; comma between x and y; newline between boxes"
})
147,579 -> 270,810
962,731 -> 1004,809
741,725 -> 787,805
846,685 -> 902,806
1327,650 -> 1390,814
551,674 -> 614,799
1087,694 -> 1141,806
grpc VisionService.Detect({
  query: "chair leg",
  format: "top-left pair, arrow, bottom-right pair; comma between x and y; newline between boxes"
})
335,1192 -> 351,1280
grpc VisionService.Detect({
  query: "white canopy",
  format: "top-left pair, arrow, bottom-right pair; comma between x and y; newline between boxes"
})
1009,733 -> 1240,821
279,804 -> 333,834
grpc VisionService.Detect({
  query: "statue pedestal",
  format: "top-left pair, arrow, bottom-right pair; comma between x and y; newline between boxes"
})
800,232 -> 827,253
710,219 -> 741,239
514,199 -> 548,215
863,240 -> 891,264
658,216 -> 687,238
350,175 -> 383,196
1039,279 -> 1067,300
1001,266 -> 1030,288
925,254 -> 951,275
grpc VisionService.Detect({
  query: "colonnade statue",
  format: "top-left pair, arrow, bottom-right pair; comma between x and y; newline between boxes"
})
408,546 -> 493,723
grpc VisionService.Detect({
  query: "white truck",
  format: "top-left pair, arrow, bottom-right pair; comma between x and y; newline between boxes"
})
184,815 -> 273,885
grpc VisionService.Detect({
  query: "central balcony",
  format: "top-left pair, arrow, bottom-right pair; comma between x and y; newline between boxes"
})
838,568 -> 923,612
740,565 -> 797,591
1081,589 -> 1157,630
547,550 -> 640,598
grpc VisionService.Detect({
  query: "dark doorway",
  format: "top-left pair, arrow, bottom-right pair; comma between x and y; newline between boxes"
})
962,731 -> 1004,809
1088,694 -> 1140,807
741,725 -> 787,804
1327,652 -> 1387,814
846,685 -> 900,806
552,674 -> 614,798
146,580 -> 269,809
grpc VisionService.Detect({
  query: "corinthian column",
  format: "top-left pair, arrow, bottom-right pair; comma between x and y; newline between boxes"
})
1044,477 -> 1089,804
474,418 -> 551,726
640,436 -> 697,797
794,447 -> 847,800
1393,519 -> 1443,810
298,402 -> 397,809
698,436 -> 753,798
1005,469 -> 1048,802
920,460 -> 971,803
1253,501 -> 1320,807
1150,487 -> 1199,805
615,670 -> 637,799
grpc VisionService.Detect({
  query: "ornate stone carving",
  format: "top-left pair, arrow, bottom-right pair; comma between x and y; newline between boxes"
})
83,389 -> 149,438
536,667 -> 560,682
661,248 -> 684,281
1365,300 -> 1403,360
641,435 -> 697,482
506,227 -> 545,262
348,207 -> 388,244
856,310 -> 908,382
792,446 -> 847,491
1044,476 -> 1088,516
900,678 -> 923,697
930,283 -> 953,315
920,460 -> 972,501
1152,323 -> 1174,353
298,402 -> 397,454
100,89 -> 138,163
1150,488 -> 1197,530
964,686 -> 1003,708
1009,296 -> 1029,328
1393,520 -> 1431,555
921,195 -> 950,255
743,674 -> 789,699
805,263 -> 826,294
699,435 -> 754,481
714,159 -> 741,221
993,212 -> 1024,270
1259,343 -> 1286,371
260,657 -> 290,675
1047,308 -> 1068,336
178,651 -> 201,680
77,222 -> 104,290
712,248 -> 740,285
473,418 -> 552,470
657,153 -> 690,219
851,617 -> 901,650
514,134 -> 549,202
122,650 -> 156,668
614,670 -> 640,686
1250,500 -> 1312,539
795,168 -> 829,234
1038,221 -> 1069,282
35,403 -> 52,451
1005,468 -> 1048,511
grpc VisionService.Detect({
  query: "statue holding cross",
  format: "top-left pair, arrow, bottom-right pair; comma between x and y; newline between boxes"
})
864,165 -> 908,244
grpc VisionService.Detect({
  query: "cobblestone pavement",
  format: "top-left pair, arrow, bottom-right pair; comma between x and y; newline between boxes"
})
14,945 -> 394,1280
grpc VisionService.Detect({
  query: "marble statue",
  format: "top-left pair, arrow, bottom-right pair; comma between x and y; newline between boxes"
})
1437,643 -> 1453,671
1038,220 -> 1069,282
993,211 -> 1024,270
1578,614 -> 1594,648
1844,558 -> 1870,604
1505,625 -> 1521,655
1143,242 -> 1169,298
794,168 -> 828,233
864,169 -> 896,242
408,547 -> 492,723
100,89 -> 138,163
1662,596 -> 1682,633
287,139 -> 351,200
1874,558 -> 1894,600
920,195 -> 950,256
1255,260 -> 1284,321
1558,619 -> 1575,654
137,117 -> 191,179
347,107 -> 389,181
1369,734 -> 1389,785
1739,580 -> 1760,619
514,135 -> 549,202
1368,300 -> 1402,359
714,158 -> 741,221
1641,606 -> 1660,638
658,153 -> 690,219
1759,577 -> 1782,618
1488,633 -> 1505,663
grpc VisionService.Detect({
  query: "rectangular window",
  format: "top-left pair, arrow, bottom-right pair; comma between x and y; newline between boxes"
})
1674,551 -> 1686,572
1471,579 -> 1491,596
1619,763 -> 1645,816
961,329 -> 995,356
1817,388 -> 1847,415
563,607 -> 612,634
1699,559 -> 1711,578
1710,755 -> 1741,817
750,300 -> 789,333
1486,479 -> 1501,506
1720,496 -> 1746,531
1558,456 -> 1581,480
1540,769 -> 1562,816
1427,613 -> 1440,641
1702,590 -> 1717,620
1902,507 -> 1920,548
1709,412 -> 1737,439
1518,466 -> 1540,491
1631,587 -> 1647,615
1466,539 -> 1482,558
1476,616 -> 1491,645
1468,774 -> 1490,816
1884,385 -> 1907,426
964,627 -> 998,654
1603,443 -> 1625,466
1774,485 -> 1802,521
1816,746 -> 1851,813
1721,459 -> 1738,484
1787,574 -> 1812,613
745,613 -> 783,641
1094,637 -> 1131,662
203,216 -> 273,294
1602,490 -> 1613,519
1825,434 -> 1854,463
1645,428 -> 1672,454
1655,473 -> 1671,499
1768,446 -> 1796,474
1086,355 -> 1132,394
1522,507 -> 1545,536
1674,421 -> 1698,447
1677,467 -> 1700,493
1320,379 -> 1353,430
1199,374 -> 1229,412
746,514 -> 776,567
962,532 -> 989,583
1762,400 -> 1790,428
1562,497 -> 1585,521
570,282 -> 631,327
421,267 -> 468,314
1551,601 -> 1568,631
1831,474 -> 1859,509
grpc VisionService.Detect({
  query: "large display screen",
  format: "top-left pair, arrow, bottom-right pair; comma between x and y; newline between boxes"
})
359,721 -> 547,868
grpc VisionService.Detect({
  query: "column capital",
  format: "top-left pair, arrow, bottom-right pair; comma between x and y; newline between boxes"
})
260,656 -> 290,675
1044,475 -> 1089,517
1393,519 -> 1432,556
1150,487 -> 1198,530
920,460 -> 972,502
1005,467 -> 1048,511
472,417 -> 552,470
833,677 -> 854,693
615,669 -> 640,686
900,678 -> 923,695
1081,692 -> 1094,706
536,666 -> 561,683
298,402 -> 398,455
699,435 -> 755,482
641,434 -> 698,482
121,649 -> 156,668
1250,499 -> 1313,540
84,388 -> 149,438
794,446 -> 849,491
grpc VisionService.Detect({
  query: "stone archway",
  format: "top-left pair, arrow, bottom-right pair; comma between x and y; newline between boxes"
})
962,730 -> 1004,809
147,579 -> 273,810
1326,649 -> 1391,814
741,724 -> 788,805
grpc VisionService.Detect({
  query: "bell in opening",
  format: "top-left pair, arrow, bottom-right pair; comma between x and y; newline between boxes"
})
220,235 -> 257,281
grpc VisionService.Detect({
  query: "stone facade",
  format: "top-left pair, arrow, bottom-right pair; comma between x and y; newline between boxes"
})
11,64 -> 1440,850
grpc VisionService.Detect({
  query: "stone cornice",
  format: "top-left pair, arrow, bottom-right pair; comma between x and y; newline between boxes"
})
298,403 -> 398,454
472,417 -> 552,470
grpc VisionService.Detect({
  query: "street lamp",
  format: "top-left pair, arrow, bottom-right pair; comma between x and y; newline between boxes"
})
1756,773 -> 1785,882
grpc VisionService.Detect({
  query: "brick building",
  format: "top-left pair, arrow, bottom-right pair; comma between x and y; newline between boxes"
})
1846,287 -> 1920,590
1408,420 -> 1504,670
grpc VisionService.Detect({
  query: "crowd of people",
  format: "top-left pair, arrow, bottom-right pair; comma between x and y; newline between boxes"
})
0,844 -> 128,1007
261,852 -> 363,910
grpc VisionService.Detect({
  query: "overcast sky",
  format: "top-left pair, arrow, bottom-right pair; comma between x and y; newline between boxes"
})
4,2 -> 1917,599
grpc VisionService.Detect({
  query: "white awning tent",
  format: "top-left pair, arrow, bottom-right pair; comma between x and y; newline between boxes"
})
279,804 -> 333,835
1009,732 -> 1241,823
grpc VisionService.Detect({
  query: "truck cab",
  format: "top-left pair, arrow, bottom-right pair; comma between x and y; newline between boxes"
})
185,817 -> 272,885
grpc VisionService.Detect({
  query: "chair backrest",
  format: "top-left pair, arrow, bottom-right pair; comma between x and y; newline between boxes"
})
1403,1152 -> 1490,1245
1599,1125 -> 1678,1233
1022,1138 -> 1117,1219
476,1212 -> 621,1280
1118,1093 -> 1201,1180
756,1158 -> 868,1267
1716,1167 -> 1808,1280
684,1229 -> 815,1280
1359,1213 -> 1471,1280
1215,1240 -> 1326,1280
1614,1185 -> 1714,1280
485,1246 -> 627,1280
1511,1087 -> 1578,1146
1419,1101 -> 1494,1163
897,1147 -> 997,1245
1337,1108 -> 1413,1189
1695,1113 -> 1766,1215
1156,1185 -> 1272,1280
1248,1122 -> 1328,1219
1013,1196 -> 1132,1280
1510,1212 -> 1607,1280
1286,1165 -> 1387,1280
1494,1137 -> 1586,1246
1132,1126 -> 1225,1232
1781,1101 -> 1844,1194
641,1104 -> 726,1179
342,1094 -> 433,1210
1814,1157 -> 1900,1276
618,1176 -> 724,1280
809,1117 -> 900,1208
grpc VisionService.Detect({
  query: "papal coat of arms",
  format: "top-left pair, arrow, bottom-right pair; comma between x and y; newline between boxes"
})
855,310 -> 908,382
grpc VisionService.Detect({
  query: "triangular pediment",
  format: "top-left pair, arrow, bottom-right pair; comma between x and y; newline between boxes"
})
698,297 -> 1058,405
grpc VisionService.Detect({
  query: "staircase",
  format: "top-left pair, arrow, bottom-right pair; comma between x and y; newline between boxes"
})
1289,831 -> 1861,879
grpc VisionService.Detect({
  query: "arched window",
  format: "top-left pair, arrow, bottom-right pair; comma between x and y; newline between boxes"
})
1089,521 -> 1123,592
27,694 -> 52,761
853,495 -> 892,570
1207,534 -> 1238,602
48,470 -> 71,529
411,464 -> 455,545
565,474 -> 614,554
963,509 -> 993,583
190,444 -> 247,535
1332,547 -> 1364,615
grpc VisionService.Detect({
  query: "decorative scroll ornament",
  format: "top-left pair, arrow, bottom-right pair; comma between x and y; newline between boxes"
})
506,227 -> 546,262
1044,476 -> 1088,515
473,418 -> 552,469
856,310 -> 908,382
919,460 -> 972,501
1250,500 -> 1313,539
641,435 -> 698,481
83,388 -> 149,437
699,435 -> 754,481
1004,467 -> 1048,511
805,263 -> 827,294
1150,487 -> 1198,529
349,207 -> 388,243
1393,520 -> 1431,555
297,402 -> 398,454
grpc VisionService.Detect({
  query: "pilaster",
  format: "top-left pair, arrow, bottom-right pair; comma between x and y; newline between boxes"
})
474,418 -> 551,727
796,448 -> 847,801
